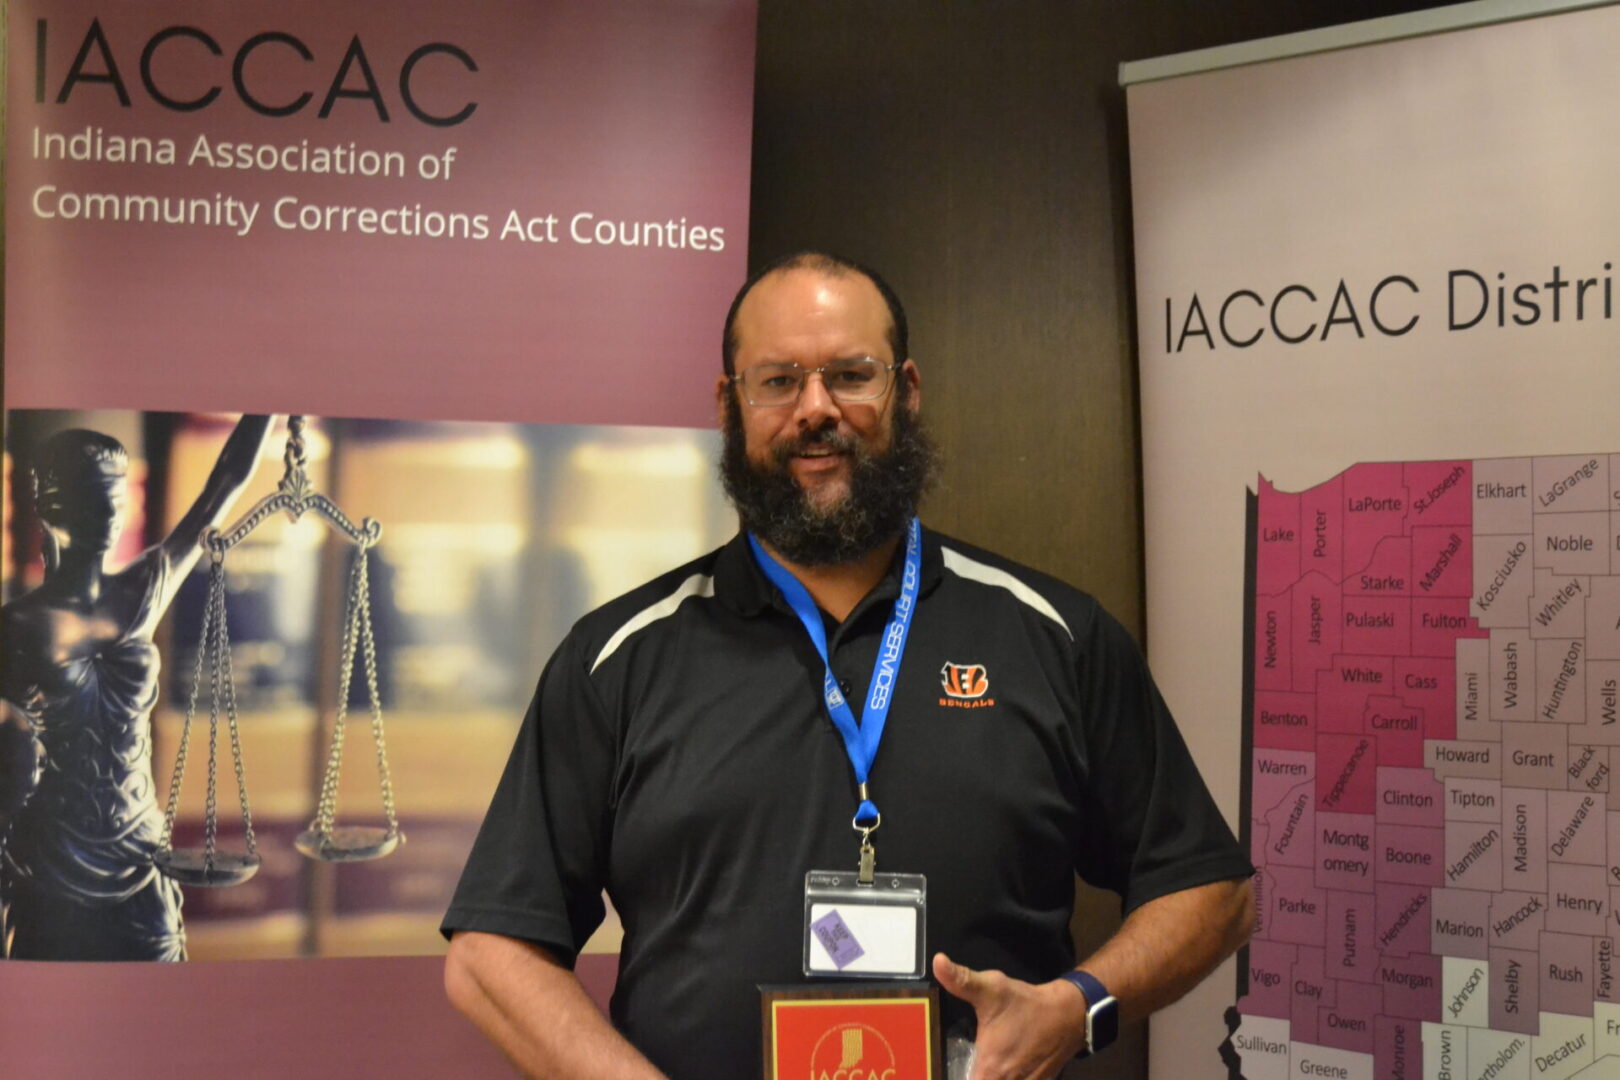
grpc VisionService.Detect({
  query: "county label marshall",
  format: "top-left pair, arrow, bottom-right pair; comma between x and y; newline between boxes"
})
1236,454 -> 1620,1080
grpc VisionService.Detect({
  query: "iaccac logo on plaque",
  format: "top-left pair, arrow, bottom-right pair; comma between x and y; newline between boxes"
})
811,1022 -> 896,1079
761,987 -> 939,1080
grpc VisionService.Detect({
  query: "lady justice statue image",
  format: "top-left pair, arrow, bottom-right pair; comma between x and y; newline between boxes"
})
0,415 -> 274,960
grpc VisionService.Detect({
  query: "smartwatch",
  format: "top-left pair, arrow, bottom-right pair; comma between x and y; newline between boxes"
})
1059,969 -> 1119,1057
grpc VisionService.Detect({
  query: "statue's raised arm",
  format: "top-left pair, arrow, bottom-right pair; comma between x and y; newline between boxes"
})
156,414 -> 276,611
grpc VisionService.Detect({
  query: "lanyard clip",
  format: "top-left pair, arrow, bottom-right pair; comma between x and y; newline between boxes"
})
852,782 -> 881,840
854,781 -> 878,885
858,841 -> 876,885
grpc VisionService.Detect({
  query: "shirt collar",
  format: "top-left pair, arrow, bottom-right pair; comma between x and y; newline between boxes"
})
713,523 -> 945,620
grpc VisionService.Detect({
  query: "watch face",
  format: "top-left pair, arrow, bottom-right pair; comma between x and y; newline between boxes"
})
1089,998 -> 1119,1052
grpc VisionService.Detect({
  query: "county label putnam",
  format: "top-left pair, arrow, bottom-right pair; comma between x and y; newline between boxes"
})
1237,453 -> 1620,1080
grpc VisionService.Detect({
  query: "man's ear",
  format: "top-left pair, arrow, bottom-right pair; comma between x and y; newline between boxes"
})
715,373 -> 733,427
898,358 -> 921,413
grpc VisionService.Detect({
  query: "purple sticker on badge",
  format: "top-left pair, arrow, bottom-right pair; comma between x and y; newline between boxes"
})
811,910 -> 866,969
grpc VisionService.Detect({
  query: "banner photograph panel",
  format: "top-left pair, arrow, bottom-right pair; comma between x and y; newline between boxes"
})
1,409 -> 731,963
3,0 -> 754,1073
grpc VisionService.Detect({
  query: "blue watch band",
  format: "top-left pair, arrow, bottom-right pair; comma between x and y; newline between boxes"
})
1060,969 -> 1108,1004
1059,970 -> 1118,1056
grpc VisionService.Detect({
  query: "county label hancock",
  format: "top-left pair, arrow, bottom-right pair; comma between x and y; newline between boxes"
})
1236,454 -> 1620,1080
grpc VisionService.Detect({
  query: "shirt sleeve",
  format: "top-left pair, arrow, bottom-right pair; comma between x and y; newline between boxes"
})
1068,604 -> 1255,914
439,633 -> 616,966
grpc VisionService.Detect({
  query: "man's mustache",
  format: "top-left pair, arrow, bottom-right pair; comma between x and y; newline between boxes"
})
771,428 -> 859,463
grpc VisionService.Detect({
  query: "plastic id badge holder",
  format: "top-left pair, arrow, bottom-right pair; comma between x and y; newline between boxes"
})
803,870 -> 927,978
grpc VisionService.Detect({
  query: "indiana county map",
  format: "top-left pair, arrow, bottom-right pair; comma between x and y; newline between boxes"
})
1233,455 -> 1620,1080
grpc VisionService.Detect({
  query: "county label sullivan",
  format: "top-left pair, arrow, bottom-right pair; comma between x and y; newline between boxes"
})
1237,454 -> 1620,1080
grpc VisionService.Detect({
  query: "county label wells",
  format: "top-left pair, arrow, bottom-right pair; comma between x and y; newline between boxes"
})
1236,455 -> 1620,1080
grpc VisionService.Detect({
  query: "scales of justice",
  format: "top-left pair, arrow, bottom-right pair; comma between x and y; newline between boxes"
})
152,416 -> 404,887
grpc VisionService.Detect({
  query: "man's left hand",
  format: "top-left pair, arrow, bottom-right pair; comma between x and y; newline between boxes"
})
932,952 -> 1087,1080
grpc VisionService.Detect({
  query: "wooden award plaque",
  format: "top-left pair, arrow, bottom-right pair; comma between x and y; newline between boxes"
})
760,982 -> 941,1079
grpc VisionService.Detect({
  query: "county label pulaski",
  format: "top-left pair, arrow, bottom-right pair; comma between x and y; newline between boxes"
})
1236,455 -> 1620,1080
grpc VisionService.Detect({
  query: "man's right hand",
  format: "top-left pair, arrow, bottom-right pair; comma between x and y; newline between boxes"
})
445,931 -> 668,1079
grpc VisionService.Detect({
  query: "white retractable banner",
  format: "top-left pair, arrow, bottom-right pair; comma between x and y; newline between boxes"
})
1126,4 -> 1620,1077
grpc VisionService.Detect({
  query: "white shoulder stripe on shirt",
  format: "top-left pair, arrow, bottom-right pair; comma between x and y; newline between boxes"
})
940,546 -> 1072,640
591,572 -> 716,673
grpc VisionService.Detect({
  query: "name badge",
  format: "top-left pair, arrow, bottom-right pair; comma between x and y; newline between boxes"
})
803,870 -> 926,978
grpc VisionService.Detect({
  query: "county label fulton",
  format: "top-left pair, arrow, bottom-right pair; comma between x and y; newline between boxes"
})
1237,455 -> 1620,1080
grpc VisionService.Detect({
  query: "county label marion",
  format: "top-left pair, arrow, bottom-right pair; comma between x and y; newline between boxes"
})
1236,455 -> 1620,1080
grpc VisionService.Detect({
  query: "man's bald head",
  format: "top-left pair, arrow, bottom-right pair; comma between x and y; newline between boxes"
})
721,252 -> 908,376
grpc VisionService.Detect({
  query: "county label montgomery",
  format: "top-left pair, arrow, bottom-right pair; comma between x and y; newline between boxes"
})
1235,454 -> 1620,1080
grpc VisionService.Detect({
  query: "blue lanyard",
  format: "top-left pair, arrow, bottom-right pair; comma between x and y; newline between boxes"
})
748,518 -> 922,834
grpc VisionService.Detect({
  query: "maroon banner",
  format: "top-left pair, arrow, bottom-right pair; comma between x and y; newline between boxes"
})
6,0 -> 754,427
1,1 -> 753,1075
2,954 -> 621,1079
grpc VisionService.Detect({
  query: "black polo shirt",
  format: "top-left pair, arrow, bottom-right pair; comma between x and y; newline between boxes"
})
442,527 -> 1251,1078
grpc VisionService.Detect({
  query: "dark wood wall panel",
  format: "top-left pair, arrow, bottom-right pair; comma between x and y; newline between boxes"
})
748,4 -> 1455,1076
750,0 -> 1454,640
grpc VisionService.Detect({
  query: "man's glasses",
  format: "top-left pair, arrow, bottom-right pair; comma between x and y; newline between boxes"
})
730,356 -> 900,407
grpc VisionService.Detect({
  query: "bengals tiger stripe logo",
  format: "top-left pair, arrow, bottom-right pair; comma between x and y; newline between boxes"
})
939,662 -> 989,699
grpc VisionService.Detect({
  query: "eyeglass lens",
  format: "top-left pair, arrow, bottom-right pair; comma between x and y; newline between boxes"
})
740,357 -> 889,405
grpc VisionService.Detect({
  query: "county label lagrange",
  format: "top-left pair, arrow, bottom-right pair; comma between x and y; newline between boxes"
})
1234,454 -> 1620,1080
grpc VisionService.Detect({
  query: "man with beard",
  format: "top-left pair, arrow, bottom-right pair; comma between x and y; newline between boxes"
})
442,253 -> 1254,1079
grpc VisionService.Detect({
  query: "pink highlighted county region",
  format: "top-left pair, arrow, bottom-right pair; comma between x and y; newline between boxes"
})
1489,891 -> 1546,951
1431,887 -> 1491,960
1376,953 -> 1441,1022
1490,947 -> 1539,1034
1542,932 -> 1595,1016
1254,749 -> 1315,820
1241,938 -> 1296,1019
1376,1016 -> 1423,1080
1412,597 -> 1487,660
1412,524 -> 1473,598
1254,597 -> 1293,693
1318,733 -> 1377,813
1326,889 -> 1379,978
1394,657 -> 1458,743
1343,462 -> 1409,572
1266,864 -> 1328,946
1406,460 -> 1472,526
1377,767 -> 1444,827
1373,883 -> 1431,958
1342,595 -> 1411,656
1289,946 -> 1333,1045
1301,474 -> 1345,584
1254,690 -> 1315,752
1344,535 -> 1411,597
1317,811 -> 1376,893
1363,695 -> 1425,768
1293,573 -> 1342,692
1377,824 -> 1444,886
1318,980 -> 1379,1053
1317,656 -> 1394,735
1256,477 -> 1303,595
1260,781 -> 1315,868
1443,821 -> 1503,892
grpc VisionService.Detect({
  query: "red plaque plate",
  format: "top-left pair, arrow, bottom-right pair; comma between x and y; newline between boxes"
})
761,983 -> 940,1080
